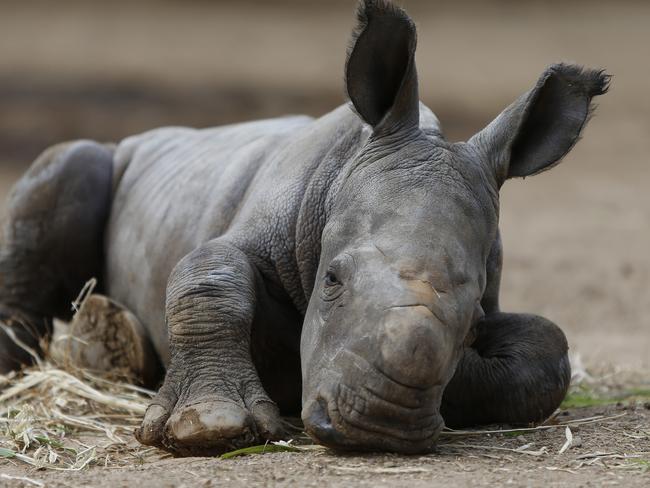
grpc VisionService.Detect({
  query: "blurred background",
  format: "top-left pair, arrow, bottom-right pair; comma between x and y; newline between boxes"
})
0,0 -> 648,368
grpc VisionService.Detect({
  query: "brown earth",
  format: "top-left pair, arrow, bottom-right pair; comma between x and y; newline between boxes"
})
1,403 -> 649,487
0,0 -> 649,486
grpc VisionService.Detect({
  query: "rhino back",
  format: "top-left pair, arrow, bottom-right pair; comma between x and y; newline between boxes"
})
105,116 -> 314,362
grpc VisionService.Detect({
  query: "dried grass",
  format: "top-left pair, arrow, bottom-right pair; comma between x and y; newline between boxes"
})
0,353 -> 163,471
0,280 -> 167,471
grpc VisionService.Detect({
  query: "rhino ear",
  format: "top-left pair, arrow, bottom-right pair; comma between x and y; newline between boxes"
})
345,0 -> 419,134
470,64 -> 610,185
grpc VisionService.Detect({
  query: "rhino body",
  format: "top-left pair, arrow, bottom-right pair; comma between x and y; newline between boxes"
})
0,0 -> 608,454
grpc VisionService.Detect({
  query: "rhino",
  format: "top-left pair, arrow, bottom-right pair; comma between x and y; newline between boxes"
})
0,0 -> 609,455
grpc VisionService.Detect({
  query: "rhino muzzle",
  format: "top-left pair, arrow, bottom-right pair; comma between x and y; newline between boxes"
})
301,340 -> 447,453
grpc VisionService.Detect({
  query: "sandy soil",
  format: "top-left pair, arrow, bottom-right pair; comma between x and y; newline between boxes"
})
0,1 -> 649,486
1,403 -> 649,487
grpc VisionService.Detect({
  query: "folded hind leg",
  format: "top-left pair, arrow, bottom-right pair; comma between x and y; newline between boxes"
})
441,312 -> 571,428
0,140 -> 114,373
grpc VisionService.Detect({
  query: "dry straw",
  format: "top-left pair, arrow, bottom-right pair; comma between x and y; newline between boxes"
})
0,354 -> 162,470
0,282 -> 164,471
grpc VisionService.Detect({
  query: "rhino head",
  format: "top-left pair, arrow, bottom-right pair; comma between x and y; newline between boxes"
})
300,0 -> 608,453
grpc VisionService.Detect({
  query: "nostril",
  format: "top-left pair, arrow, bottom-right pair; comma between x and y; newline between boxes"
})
304,397 -> 345,447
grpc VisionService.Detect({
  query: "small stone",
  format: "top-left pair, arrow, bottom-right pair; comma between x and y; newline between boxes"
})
572,435 -> 583,448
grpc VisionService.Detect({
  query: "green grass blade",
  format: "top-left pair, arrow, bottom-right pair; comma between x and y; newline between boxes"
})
220,443 -> 301,459
0,447 -> 17,458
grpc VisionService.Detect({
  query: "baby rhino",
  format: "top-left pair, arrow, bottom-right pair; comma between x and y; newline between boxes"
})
0,0 -> 609,455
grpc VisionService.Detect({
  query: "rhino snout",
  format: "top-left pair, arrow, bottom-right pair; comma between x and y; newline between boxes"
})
301,348 -> 445,453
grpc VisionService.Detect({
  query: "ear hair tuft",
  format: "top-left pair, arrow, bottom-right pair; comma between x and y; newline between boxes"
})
540,64 -> 612,161
546,63 -> 611,98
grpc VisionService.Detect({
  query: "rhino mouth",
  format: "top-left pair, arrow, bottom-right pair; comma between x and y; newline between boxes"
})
338,383 -> 442,437
303,352 -> 444,453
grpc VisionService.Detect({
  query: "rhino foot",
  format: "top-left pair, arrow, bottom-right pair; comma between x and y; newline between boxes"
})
49,294 -> 162,387
135,239 -> 287,456
136,375 -> 285,456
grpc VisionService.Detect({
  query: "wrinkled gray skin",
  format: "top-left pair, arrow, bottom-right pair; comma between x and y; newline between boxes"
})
0,0 -> 609,455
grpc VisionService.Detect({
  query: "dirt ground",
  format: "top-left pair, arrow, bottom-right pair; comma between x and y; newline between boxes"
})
1,402 -> 649,487
1,0 -> 649,486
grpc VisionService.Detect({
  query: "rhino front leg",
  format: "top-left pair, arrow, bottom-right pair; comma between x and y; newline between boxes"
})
441,312 -> 571,428
136,240 -> 284,456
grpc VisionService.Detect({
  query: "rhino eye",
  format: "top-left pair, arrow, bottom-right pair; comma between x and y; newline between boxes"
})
322,270 -> 344,303
324,271 -> 341,287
